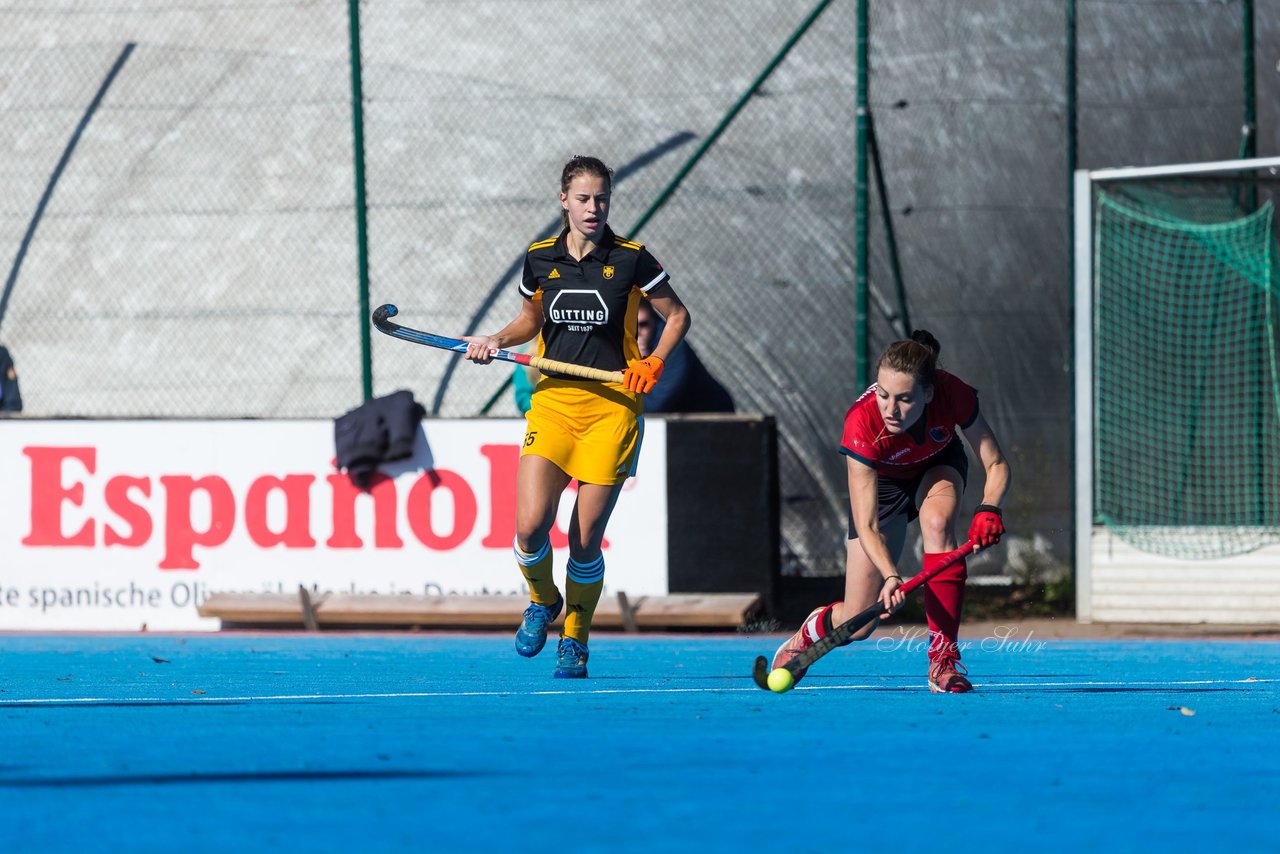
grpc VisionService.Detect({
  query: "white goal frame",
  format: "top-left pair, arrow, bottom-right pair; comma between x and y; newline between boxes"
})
1073,156 -> 1280,624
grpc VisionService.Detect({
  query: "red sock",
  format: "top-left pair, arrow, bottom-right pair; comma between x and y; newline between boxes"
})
801,602 -> 837,645
923,551 -> 967,661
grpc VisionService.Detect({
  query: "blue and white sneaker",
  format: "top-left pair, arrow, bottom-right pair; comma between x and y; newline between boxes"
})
554,636 -> 589,679
515,597 -> 563,658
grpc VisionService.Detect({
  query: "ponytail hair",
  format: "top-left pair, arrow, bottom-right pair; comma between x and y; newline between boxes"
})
876,329 -> 941,387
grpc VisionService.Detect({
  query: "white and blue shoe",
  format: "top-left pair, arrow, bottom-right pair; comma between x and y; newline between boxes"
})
554,636 -> 589,679
515,597 -> 563,658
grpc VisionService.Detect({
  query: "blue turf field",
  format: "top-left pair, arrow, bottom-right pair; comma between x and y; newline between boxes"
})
2,632 -> 1276,852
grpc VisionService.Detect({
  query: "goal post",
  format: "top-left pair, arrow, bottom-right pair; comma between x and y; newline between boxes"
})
1075,156 -> 1280,624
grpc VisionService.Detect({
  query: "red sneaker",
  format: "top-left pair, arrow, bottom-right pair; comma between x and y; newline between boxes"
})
771,605 -> 829,683
928,657 -> 973,693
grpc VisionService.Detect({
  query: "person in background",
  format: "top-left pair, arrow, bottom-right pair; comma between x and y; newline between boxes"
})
772,330 -> 1011,693
634,299 -> 732,414
463,154 -> 690,679
512,359 -> 540,415
0,344 -> 23,414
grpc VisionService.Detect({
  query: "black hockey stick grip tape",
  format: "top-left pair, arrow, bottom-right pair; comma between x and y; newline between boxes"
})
780,538 -> 981,677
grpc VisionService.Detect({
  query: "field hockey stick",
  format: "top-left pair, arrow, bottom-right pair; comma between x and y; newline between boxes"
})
372,304 -> 625,384
753,538 -> 982,691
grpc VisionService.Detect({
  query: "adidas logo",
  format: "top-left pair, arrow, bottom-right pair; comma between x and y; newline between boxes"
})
548,268 -> 560,279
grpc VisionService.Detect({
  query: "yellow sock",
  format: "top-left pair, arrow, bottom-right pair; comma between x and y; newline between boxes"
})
563,555 -> 605,643
513,538 -> 559,606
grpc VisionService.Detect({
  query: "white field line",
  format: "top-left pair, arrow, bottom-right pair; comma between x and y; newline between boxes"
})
0,677 -> 1272,705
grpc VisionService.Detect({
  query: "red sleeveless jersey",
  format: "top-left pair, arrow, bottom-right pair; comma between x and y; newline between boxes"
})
840,370 -> 979,479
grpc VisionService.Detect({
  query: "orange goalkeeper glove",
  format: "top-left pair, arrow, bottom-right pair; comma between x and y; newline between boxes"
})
623,356 -> 665,393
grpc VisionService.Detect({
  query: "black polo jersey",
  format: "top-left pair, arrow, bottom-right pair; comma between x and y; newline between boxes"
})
520,225 -> 670,377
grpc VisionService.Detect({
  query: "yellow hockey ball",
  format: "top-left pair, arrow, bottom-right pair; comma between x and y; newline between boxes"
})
767,668 -> 795,693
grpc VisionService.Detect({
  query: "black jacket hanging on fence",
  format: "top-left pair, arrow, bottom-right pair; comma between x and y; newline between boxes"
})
0,345 -> 22,413
334,389 -> 426,488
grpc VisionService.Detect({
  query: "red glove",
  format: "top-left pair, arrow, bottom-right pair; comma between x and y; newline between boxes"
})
967,504 -> 1004,548
623,356 -> 664,393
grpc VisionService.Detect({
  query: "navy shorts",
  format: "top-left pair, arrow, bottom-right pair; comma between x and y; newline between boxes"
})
847,437 -> 969,540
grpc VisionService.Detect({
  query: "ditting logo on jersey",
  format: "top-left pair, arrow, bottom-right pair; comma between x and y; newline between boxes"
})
603,266 -> 615,280
929,426 -> 950,443
548,290 -> 608,326
548,268 -> 561,279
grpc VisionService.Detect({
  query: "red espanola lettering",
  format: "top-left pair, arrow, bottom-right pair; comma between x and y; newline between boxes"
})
22,446 -> 96,547
245,475 -> 317,548
326,472 -> 403,548
476,444 -> 592,550
158,475 -> 236,570
548,481 -> 608,550
406,469 -> 477,550
104,476 -> 153,547
480,444 -> 519,547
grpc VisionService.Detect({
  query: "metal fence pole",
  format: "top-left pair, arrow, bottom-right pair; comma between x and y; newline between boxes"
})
348,0 -> 373,402
1066,0 -> 1080,583
1241,0 -> 1256,161
854,0 -> 869,386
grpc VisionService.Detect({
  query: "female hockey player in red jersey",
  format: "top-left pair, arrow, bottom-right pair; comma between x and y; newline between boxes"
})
774,330 -> 1011,693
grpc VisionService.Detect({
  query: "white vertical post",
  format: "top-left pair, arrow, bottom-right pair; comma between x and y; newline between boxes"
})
1073,168 -> 1095,622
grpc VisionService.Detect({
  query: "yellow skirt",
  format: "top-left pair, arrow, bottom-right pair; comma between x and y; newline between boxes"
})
522,378 -> 645,485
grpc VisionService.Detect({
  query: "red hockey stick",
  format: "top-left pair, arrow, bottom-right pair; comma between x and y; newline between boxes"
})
753,538 -> 981,691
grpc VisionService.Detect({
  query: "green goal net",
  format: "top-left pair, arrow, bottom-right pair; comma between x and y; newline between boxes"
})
1092,178 -> 1280,559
